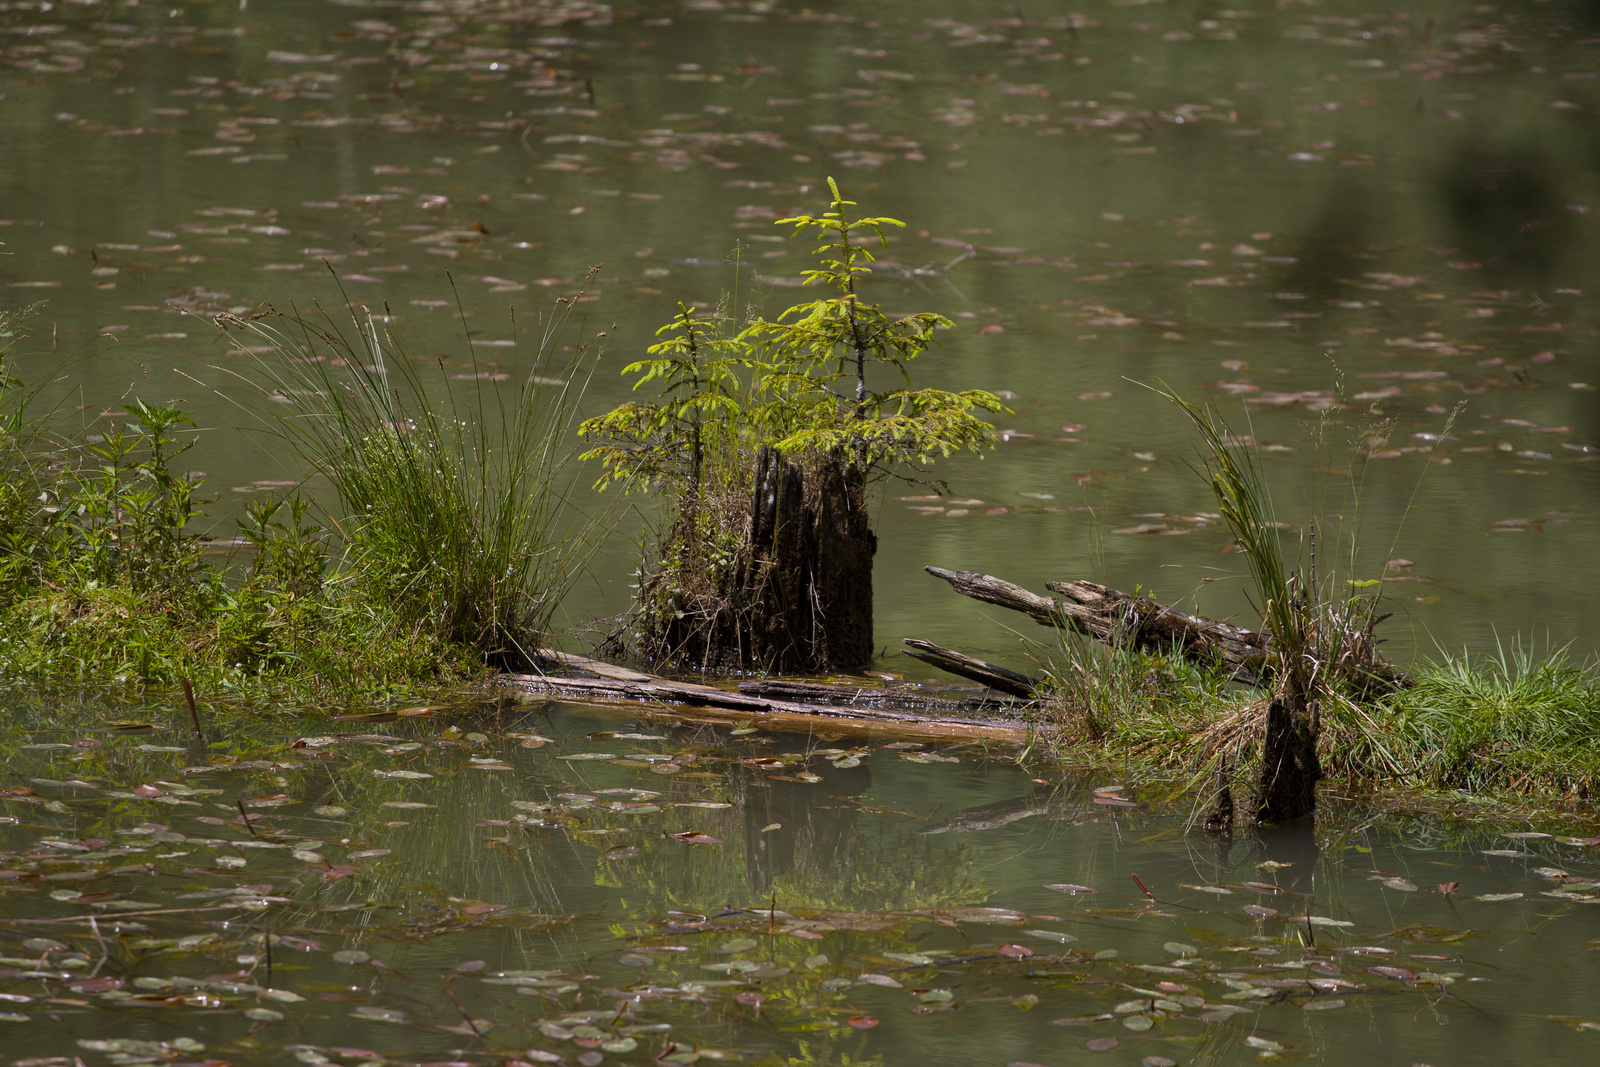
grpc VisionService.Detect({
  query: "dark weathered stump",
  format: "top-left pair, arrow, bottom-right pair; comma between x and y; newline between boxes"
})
1255,695 -> 1321,823
641,446 -> 875,674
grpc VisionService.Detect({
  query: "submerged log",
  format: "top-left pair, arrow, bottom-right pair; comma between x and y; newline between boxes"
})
515,649 -> 1029,744
737,678 -> 1027,714
900,638 -> 1039,698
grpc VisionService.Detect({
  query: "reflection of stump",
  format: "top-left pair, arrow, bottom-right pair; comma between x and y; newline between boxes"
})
1203,758 -> 1234,835
1255,695 -> 1321,823
641,446 -> 876,674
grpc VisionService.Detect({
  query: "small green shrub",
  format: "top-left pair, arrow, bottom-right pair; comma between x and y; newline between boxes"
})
0,280 -> 603,700
580,180 -> 1009,670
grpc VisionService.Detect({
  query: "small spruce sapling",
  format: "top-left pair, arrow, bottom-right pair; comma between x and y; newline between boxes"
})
745,177 -> 1008,481
578,302 -> 754,504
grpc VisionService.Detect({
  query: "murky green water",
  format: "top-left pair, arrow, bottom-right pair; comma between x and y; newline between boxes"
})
4,5 -> 1600,1060
0,698 -> 1598,1067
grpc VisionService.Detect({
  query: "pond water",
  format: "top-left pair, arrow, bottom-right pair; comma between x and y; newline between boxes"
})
5,2 -> 1600,1054
1,0 -> 1597,667
0,698 -> 1597,1067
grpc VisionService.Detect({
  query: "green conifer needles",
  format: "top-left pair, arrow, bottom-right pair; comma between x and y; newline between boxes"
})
580,178 -> 1010,494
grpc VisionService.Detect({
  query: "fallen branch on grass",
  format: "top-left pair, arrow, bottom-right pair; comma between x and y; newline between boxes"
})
924,566 -> 1410,695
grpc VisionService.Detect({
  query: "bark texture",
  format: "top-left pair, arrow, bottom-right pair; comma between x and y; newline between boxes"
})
639,447 -> 876,674
1255,694 -> 1322,823
925,565 -> 1410,694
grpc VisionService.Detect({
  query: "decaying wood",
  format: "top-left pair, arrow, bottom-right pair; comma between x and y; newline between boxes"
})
537,649 -> 656,683
924,566 -> 1273,682
512,649 -> 1029,744
737,678 -> 1028,714
900,638 -> 1039,698
924,567 -> 1413,695
643,447 -> 876,675
1256,695 -> 1321,823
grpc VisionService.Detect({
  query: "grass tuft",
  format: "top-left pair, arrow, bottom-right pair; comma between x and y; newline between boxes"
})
229,279 -> 604,668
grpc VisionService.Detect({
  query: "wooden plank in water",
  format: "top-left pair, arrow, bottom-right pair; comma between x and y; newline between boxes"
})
504,668 -> 1030,745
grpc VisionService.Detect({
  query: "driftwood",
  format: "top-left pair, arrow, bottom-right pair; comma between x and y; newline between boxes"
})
925,566 -> 1273,682
738,678 -> 1029,714
924,566 -> 1412,694
900,639 -> 1039,698
510,649 -> 1029,745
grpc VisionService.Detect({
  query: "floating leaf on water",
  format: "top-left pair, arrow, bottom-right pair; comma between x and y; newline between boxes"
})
1026,929 -> 1078,943
998,943 -> 1034,959
917,989 -> 953,1003
381,801 -> 435,809
1142,1058 -> 1179,1067
1245,1036 -> 1285,1052
882,952 -> 934,965
702,960 -> 760,973
848,1015 -> 879,1028
1308,916 -> 1354,927
674,802 -> 733,809
563,753 -> 617,761
1179,883 -> 1233,894
1482,850 -> 1532,857
332,950 -> 370,964
761,823 -> 782,832
856,973 -> 903,987
1381,877 -> 1419,892
665,832 -> 723,845
1473,893 -> 1524,902
372,770 -> 433,780
1084,1037 -> 1119,1051
1242,905 -> 1277,918
352,1006 -> 406,1023
1163,941 -> 1197,957
1121,1014 -> 1154,1032
1045,884 -> 1097,895
1368,966 -> 1419,981
733,991 -> 764,1008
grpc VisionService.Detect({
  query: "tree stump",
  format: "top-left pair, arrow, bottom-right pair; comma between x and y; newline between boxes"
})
1255,694 -> 1321,822
638,446 -> 875,674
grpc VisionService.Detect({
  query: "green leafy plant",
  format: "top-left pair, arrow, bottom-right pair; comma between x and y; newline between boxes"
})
747,177 -> 1007,479
579,302 -> 754,500
579,182 -> 1009,671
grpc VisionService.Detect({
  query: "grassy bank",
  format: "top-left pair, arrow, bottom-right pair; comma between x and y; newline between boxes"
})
1035,604 -> 1600,805
0,292 -> 602,704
